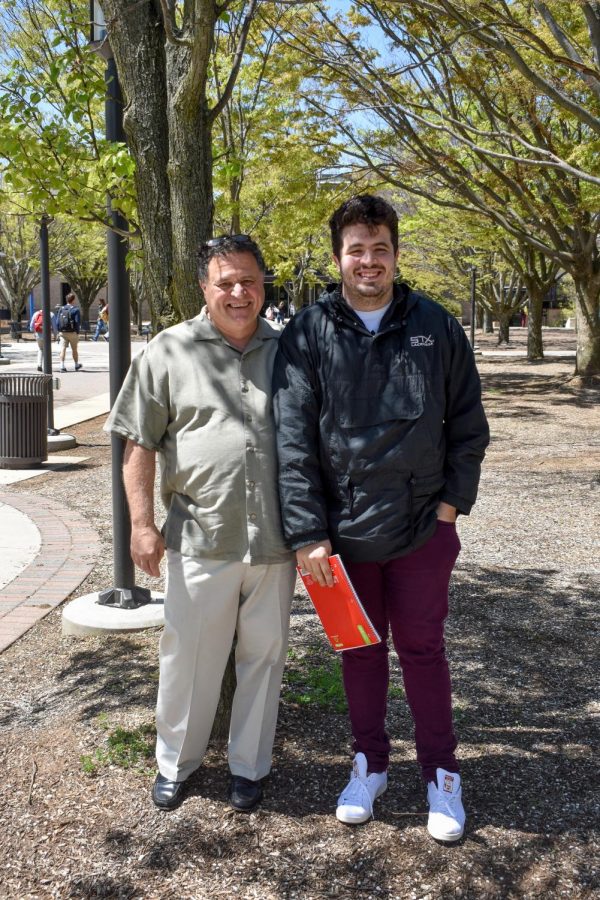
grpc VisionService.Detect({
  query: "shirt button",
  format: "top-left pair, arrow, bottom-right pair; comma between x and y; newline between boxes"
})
241,386 -> 249,393
247,445 -> 255,453
247,481 -> 255,489
246,415 -> 252,423
249,513 -> 257,521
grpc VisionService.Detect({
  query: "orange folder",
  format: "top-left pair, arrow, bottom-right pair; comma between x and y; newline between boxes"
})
297,554 -> 381,652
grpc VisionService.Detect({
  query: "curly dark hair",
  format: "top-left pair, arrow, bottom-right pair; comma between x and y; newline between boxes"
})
329,195 -> 399,258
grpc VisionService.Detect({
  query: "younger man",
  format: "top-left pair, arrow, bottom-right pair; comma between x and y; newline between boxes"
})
57,293 -> 82,372
273,195 -> 489,841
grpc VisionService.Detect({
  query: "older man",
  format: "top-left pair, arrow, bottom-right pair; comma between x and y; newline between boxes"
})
106,235 -> 295,812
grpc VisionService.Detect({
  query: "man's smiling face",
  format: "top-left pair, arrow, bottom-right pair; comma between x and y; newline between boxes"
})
334,222 -> 398,311
201,252 -> 265,348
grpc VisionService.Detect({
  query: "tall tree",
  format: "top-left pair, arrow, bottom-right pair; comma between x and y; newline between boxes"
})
0,207 -> 41,321
0,0 -> 134,227
282,2 -> 600,375
99,0 -> 261,325
0,198 -> 73,322
51,220 -> 108,325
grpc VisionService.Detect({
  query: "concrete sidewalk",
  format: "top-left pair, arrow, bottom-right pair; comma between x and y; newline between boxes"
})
0,339 -> 145,652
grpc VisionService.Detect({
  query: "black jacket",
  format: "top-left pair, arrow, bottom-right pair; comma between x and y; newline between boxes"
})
272,284 -> 490,563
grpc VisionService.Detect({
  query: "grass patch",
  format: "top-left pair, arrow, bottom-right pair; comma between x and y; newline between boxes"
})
81,718 -> 156,776
283,651 -> 347,713
283,650 -> 405,713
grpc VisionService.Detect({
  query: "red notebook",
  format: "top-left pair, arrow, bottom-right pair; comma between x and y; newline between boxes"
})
297,554 -> 381,652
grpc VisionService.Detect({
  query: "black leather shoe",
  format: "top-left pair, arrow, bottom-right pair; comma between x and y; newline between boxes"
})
152,772 -> 187,810
229,775 -> 263,812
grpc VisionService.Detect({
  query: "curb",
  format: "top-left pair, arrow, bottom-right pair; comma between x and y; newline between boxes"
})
0,490 -> 101,653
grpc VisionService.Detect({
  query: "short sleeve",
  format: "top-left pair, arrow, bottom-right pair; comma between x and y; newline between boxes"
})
104,346 -> 169,450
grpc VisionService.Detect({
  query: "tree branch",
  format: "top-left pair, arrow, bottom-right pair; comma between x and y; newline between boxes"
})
210,0 -> 259,123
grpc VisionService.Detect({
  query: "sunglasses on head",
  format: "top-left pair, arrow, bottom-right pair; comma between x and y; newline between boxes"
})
205,234 -> 254,249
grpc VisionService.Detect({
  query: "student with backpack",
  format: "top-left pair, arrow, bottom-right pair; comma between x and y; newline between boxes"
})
29,308 -> 58,371
57,293 -> 83,372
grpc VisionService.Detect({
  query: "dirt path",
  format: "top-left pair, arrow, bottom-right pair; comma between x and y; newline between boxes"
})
0,340 -> 598,899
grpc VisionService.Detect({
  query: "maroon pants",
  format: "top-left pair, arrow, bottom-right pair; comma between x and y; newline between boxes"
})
342,520 -> 461,782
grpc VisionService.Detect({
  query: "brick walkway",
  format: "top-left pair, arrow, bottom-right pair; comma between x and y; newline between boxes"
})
0,490 -> 100,652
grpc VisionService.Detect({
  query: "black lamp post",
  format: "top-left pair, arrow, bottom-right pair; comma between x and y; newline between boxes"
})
0,253 -> 5,360
470,266 -> 477,348
90,1 -> 150,609
39,215 -> 60,435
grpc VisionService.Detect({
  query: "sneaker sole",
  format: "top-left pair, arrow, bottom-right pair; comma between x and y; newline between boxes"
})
336,783 -> 387,825
427,822 -> 464,842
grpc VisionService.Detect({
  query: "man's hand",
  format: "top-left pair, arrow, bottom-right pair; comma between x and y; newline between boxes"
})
296,540 -> 334,587
131,524 -> 165,578
436,501 -> 457,523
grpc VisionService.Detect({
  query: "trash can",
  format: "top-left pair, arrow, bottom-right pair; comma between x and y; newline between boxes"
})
0,374 -> 53,469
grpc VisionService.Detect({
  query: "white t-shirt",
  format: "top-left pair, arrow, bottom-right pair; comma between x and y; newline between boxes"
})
352,301 -> 393,334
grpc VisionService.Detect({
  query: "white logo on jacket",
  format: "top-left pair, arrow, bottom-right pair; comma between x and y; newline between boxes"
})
410,335 -> 435,347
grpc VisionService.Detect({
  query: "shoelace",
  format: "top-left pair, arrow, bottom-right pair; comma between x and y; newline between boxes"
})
431,789 -> 461,819
340,775 -> 376,819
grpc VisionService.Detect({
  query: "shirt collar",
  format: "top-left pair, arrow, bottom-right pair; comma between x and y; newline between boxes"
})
188,312 -> 279,347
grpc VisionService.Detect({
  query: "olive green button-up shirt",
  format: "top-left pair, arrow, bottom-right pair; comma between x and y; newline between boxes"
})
105,315 -> 291,565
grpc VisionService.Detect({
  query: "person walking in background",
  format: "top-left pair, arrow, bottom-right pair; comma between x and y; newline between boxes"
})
106,234 -> 295,814
93,299 -> 109,342
57,293 -> 82,372
29,307 -> 57,371
273,195 -> 489,842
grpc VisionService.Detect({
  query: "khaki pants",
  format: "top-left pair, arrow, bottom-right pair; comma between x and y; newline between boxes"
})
35,335 -> 44,368
59,332 -> 79,365
156,550 -> 295,782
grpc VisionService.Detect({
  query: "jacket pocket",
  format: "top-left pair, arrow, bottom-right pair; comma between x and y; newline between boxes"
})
335,374 -> 424,428
409,472 -> 445,541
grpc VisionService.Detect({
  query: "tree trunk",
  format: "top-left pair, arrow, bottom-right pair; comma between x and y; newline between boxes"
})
165,48 -> 213,319
9,294 -> 25,322
210,649 -> 236,743
80,298 -> 92,329
496,314 -> 511,345
526,288 -> 544,360
104,0 -> 174,327
573,278 -> 600,376
483,308 -> 494,333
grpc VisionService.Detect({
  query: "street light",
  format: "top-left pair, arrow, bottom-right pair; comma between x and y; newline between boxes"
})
0,251 -> 6,361
90,1 -> 150,610
39,215 -> 59,435
470,266 -> 477,349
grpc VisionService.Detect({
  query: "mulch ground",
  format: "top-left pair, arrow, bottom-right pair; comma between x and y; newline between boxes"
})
0,329 -> 598,899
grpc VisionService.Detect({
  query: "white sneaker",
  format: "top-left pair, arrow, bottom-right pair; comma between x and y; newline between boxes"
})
427,768 -> 465,842
336,752 -> 387,824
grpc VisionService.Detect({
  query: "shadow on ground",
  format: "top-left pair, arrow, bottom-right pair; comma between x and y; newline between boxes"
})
480,361 -> 600,410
